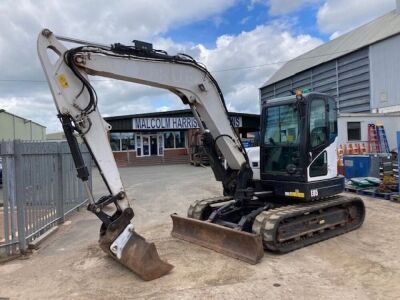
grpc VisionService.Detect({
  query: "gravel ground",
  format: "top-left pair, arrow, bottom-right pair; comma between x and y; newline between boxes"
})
0,164 -> 399,299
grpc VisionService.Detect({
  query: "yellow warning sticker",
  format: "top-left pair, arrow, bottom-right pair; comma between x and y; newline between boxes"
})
285,191 -> 305,198
57,74 -> 69,89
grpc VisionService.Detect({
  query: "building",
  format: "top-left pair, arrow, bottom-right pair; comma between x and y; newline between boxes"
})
0,109 -> 46,141
260,8 -> 400,149
337,112 -> 399,151
104,109 -> 260,166
46,132 -> 66,140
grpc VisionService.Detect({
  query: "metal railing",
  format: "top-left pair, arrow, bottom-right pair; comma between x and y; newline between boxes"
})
0,140 -> 92,255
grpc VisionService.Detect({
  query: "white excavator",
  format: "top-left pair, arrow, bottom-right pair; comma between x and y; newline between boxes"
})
37,29 -> 365,281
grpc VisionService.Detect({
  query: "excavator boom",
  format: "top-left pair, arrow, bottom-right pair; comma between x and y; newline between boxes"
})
37,29 -> 259,280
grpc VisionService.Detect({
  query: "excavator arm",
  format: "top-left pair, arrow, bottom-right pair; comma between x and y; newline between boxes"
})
37,29 -> 256,280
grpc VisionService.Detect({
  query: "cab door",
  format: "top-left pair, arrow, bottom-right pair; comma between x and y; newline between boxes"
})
307,95 -> 338,181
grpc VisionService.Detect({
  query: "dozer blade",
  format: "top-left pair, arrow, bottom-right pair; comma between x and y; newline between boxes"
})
171,214 -> 264,264
100,224 -> 173,281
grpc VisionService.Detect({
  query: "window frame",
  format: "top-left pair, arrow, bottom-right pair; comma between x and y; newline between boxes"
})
110,131 -> 136,152
347,122 -> 361,141
164,130 -> 187,149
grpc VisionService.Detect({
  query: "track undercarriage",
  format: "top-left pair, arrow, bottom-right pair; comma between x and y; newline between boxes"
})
171,194 -> 365,263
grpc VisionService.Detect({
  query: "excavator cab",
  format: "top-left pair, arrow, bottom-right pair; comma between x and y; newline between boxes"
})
260,92 -> 344,201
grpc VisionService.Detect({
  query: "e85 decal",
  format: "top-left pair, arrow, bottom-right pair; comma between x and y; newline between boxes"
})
311,189 -> 319,197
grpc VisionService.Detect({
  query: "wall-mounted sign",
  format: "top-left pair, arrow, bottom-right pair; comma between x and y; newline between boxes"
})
132,116 -> 242,130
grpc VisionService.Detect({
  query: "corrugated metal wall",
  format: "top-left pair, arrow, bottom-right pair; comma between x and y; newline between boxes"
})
0,112 -> 46,140
370,34 -> 400,111
260,48 -> 370,113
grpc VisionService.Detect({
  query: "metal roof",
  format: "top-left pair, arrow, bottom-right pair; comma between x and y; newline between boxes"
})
0,109 -> 46,128
262,10 -> 400,88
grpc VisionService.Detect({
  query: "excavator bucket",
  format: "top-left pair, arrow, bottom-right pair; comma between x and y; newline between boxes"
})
171,214 -> 264,264
99,224 -> 173,281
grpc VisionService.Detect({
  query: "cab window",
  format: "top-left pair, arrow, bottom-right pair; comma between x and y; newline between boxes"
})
310,151 -> 328,177
309,99 -> 327,148
328,98 -> 338,142
264,104 -> 299,145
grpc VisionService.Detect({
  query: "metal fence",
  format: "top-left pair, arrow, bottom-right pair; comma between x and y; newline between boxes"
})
0,140 -> 92,256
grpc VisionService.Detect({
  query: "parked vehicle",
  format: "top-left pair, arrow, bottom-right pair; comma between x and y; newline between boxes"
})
38,30 -> 365,281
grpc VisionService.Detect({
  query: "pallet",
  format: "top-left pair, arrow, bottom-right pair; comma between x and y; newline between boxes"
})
345,186 -> 394,200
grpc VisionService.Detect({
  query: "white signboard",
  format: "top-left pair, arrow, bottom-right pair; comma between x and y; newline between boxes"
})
132,116 -> 242,130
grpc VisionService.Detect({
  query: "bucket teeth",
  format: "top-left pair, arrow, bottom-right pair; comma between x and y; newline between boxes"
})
171,214 -> 264,264
99,224 -> 173,281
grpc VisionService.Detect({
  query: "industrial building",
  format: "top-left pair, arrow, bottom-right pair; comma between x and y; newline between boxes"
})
261,9 -> 400,149
104,109 -> 260,166
0,109 -> 46,141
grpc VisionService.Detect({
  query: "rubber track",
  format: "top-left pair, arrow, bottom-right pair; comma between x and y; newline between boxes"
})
252,195 -> 365,253
187,196 -> 233,220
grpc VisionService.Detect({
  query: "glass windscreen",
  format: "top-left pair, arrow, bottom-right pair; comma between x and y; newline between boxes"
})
263,104 -> 300,174
264,104 -> 299,145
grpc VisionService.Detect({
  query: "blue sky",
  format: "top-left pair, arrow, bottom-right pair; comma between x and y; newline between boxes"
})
0,0 -> 397,132
166,1 -> 328,47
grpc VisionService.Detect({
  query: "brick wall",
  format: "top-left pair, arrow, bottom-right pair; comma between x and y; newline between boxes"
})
113,148 -> 189,167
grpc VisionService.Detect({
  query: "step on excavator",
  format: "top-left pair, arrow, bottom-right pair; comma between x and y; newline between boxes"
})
37,29 -> 365,281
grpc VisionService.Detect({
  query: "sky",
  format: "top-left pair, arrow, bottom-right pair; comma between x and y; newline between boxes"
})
0,0 -> 397,133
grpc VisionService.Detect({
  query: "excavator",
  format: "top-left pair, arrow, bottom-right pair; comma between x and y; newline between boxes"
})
37,29 -> 365,281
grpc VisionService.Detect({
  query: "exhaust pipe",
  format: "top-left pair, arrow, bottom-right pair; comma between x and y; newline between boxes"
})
171,214 -> 264,264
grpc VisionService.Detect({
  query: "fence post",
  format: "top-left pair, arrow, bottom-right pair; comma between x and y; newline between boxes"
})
4,142 -> 17,255
397,132 -> 400,194
14,141 -> 27,253
56,142 -> 65,224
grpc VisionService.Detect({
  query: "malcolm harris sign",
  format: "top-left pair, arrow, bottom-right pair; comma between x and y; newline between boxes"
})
132,116 -> 242,130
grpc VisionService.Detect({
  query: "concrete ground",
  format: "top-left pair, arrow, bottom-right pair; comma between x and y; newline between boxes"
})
0,165 -> 399,299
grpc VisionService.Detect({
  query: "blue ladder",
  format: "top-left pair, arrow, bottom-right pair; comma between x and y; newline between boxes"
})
376,123 -> 390,153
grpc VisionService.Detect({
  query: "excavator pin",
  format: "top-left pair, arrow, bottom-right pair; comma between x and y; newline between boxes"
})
99,222 -> 173,281
171,214 -> 264,264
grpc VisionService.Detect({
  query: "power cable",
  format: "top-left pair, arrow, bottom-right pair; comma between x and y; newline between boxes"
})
0,45 -> 366,82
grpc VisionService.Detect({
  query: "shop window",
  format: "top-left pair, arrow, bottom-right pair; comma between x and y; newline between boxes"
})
347,122 -> 361,141
121,132 -> 135,150
175,130 -> 186,148
110,132 -> 135,151
110,132 -> 121,151
164,132 -> 175,148
164,131 -> 187,149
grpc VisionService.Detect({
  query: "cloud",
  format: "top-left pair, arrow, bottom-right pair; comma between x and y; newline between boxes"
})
0,0 -> 322,134
317,0 -> 395,38
195,25 -> 322,113
268,0 -> 321,16
0,0 -> 235,132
